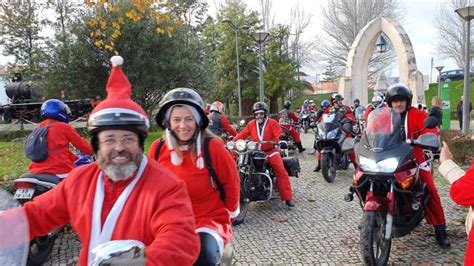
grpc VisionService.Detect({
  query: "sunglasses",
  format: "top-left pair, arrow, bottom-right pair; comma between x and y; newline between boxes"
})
254,111 -> 265,116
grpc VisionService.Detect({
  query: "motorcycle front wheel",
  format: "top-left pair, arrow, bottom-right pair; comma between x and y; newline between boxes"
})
232,174 -> 250,226
304,121 -> 309,133
27,233 -> 57,266
321,153 -> 336,183
360,211 -> 392,266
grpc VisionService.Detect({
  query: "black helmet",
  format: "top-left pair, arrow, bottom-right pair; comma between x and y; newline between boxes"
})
332,93 -> 344,102
155,88 -> 209,129
283,100 -> 291,109
385,83 -> 413,108
353,98 -> 360,103
252,102 -> 268,113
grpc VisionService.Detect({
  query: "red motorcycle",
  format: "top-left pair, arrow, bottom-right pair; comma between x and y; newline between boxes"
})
342,107 -> 440,265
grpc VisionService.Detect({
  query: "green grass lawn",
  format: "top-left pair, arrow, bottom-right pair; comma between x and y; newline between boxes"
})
425,80 -> 474,111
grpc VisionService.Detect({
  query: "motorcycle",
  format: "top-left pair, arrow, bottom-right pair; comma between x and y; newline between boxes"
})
226,140 -> 300,225
315,112 -> 351,183
12,151 -> 93,265
280,126 -> 297,153
299,109 -> 311,133
342,107 -> 440,265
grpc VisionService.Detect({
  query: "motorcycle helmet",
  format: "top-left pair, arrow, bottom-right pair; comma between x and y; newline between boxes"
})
321,100 -> 330,108
210,101 -> 224,113
385,83 -> 413,108
253,101 -> 268,116
156,88 -> 209,130
371,95 -> 383,108
41,99 -> 71,123
283,100 -> 291,109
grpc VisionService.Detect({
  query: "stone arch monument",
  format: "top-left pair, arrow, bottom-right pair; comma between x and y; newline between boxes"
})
339,17 -> 425,105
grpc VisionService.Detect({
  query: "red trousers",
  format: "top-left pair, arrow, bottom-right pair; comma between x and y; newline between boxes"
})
281,125 -> 301,142
267,153 -> 293,201
419,169 -> 446,225
466,234 -> 473,266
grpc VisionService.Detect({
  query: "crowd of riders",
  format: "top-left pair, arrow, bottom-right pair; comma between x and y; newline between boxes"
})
1,55 -> 473,265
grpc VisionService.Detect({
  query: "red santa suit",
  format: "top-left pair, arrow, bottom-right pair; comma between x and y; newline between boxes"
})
277,109 -> 301,142
28,118 -> 94,176
405,107 -> 446,226
148,137 -> 240,253
18,157 -> 200,265
233,118 -> 293,201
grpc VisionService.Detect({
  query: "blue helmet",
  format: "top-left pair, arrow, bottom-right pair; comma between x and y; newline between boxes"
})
321,100 -> 330,108
41,99 -> 71,123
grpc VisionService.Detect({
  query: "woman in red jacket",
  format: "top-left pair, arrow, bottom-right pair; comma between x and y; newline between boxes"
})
28,99 -> 94,178
149,88 -> 240,266
439,141 -> 474,265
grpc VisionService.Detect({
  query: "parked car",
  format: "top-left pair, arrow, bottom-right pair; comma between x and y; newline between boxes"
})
438,69 -> 474,82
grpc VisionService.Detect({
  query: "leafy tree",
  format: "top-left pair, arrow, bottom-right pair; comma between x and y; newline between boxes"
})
1,0 -> 46,76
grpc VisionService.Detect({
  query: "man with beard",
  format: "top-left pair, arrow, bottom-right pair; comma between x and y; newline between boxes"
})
1,56 -> 200,265
233,102 -> 295,207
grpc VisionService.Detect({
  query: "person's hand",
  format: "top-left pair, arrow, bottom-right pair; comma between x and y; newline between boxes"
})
440,141 -> 453,163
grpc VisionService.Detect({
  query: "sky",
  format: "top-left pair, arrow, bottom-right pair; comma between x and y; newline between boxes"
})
207,0 -> 459,82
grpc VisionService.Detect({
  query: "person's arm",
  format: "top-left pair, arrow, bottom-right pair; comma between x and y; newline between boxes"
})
233,123 -> 251,141
65,124 -> 94,156
290,112 -> 299,123
270,120 -> 285,141
22,173 -> 73,239
145,173 -> 200,265
209,139 -> 240,217
221,115 -> 238,137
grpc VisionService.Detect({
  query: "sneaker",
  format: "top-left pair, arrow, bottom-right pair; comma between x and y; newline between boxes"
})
285,200 -> 295,208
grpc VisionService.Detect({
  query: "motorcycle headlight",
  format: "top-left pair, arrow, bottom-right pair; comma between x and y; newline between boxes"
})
247,141 -> 257,151
226,141 -> 235,150
235,140 -> 247,152
327,128 -> 338,139
359,156 -> 399,173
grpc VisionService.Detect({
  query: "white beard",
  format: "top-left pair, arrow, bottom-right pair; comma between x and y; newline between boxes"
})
103,162 -> 138,182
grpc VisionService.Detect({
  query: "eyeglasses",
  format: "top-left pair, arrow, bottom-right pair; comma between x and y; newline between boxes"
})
254,111 -> 265,117
99,136 -> 139,147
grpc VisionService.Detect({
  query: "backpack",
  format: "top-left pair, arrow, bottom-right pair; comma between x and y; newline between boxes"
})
24,122 -> 57,163
154,137 -> 225,200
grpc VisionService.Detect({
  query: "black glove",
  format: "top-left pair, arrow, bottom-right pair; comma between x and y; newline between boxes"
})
279,135 -> 289,141
279,141 -> 289,149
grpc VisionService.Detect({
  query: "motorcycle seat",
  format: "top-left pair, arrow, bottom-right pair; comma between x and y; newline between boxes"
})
19,173 -> 61,184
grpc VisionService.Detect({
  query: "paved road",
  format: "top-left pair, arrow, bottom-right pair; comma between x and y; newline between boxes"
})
44,131 -> 467,265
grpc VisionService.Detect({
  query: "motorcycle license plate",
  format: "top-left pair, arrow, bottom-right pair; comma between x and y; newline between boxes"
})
14,188 -> 34,199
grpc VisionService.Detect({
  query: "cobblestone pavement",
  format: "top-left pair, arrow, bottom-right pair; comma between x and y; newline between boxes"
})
45,131 -> 467,265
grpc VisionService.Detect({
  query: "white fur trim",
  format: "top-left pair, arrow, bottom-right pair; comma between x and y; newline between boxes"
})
195,131 -> 204,169
56,174 -> 68,179
229,205 -> 240,219
268,151 -> 280,158
89,108 -> 150,128
166,129 -> 182,166
110,55 -> 123,66
195,227 -> 224,257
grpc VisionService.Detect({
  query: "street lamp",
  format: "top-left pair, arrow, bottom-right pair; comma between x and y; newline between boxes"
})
222,19 -> 248,117
435,66 -> 444,97
252,32 -> 270,102
375,34 -> 388,53
455,6 -> 474,134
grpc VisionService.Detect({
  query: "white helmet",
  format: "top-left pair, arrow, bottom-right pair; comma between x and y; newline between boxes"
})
371,95 -> 383,108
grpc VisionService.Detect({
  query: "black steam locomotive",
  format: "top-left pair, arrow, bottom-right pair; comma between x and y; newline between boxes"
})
0,78 -> 93,123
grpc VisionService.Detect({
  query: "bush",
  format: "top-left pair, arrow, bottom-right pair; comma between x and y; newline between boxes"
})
441,130 -> 474,165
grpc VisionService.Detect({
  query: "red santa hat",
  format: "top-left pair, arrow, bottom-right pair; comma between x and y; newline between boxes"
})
88,56 -> 150,133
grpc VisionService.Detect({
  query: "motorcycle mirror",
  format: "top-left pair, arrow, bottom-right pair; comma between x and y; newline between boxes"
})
415,133 -> 440,151
91,240 -> 146,266
341,123 -> 354,135
341,138 -> 355,153
424,116 -> 438,129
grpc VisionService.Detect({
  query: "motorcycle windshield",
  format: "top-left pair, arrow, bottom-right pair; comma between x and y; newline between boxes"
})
364,107 -> 403,152
318,113 -> 341,133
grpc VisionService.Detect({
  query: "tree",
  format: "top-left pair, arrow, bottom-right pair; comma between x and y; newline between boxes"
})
435,0 -> 473,69
1,0 -> 46,76
316,0 -> 404,80
322,60 -> 339,82
210,0 -> 260,115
